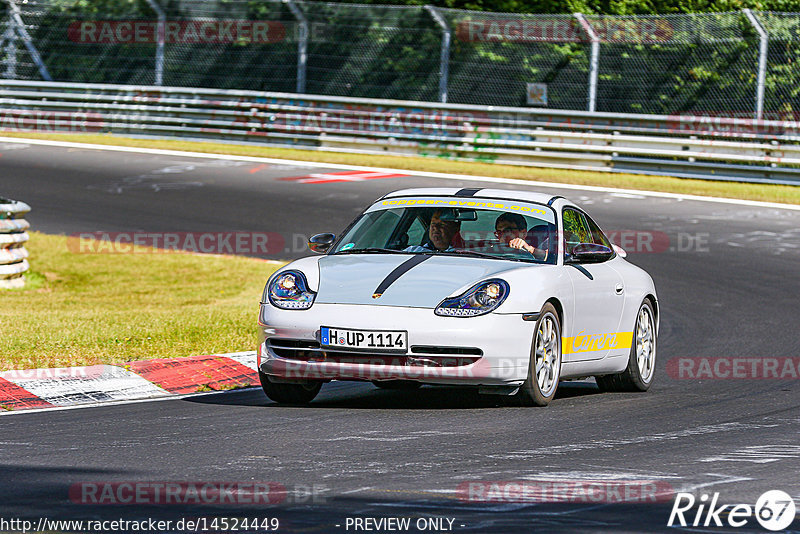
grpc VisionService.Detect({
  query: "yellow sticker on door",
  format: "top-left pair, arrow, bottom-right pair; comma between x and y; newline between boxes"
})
562,331 -> 633,354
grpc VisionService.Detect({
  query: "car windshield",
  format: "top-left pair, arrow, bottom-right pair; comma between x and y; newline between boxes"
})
332,197 -> 558,264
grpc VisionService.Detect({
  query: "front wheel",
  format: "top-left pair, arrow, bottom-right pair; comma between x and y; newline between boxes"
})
596,299 -> 657,392
259,370 -> 321,405
512,303 -> 562,406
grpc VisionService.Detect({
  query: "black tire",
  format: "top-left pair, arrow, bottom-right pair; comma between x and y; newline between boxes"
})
259,370 -> 321,405
596,299 -> 657,393
372,380 -> 422,390
511,302 -> 562,407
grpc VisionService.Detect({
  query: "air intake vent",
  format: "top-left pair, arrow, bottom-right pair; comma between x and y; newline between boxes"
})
266,339 -> 481,367
410,346 -> 483,356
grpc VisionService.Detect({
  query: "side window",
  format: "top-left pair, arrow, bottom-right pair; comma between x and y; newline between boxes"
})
562,208 -> 591,257
342,209 -> 400,250
406,215 -> 426,246
583,213 -> 612,248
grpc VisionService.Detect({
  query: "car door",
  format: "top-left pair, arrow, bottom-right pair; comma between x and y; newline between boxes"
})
562,208 -> 626,362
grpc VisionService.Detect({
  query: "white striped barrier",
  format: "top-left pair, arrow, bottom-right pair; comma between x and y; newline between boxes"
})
0,197 -> 31,289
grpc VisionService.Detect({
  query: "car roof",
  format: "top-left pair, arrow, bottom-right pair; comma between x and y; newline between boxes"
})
381,188 -> 560,206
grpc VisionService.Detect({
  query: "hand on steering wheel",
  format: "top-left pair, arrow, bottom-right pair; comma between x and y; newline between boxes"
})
508,238 -> 547,260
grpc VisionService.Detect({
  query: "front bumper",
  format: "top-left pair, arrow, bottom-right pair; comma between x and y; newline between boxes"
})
258,303 -> 533,386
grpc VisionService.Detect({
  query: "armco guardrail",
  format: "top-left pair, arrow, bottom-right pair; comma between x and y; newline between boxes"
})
1,80 -> 799,185
0,197 -> 30,289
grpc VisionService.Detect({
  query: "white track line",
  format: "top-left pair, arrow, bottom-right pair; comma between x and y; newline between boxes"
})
1,136 -> 799,211
0,351 -> 260,416
0,386 -> 259,417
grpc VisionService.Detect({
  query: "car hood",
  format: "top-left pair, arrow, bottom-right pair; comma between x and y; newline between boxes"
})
314,254 -> 520,308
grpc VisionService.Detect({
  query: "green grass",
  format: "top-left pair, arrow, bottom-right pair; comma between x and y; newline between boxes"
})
2,131 -> 799,205
0,232 -> 282,371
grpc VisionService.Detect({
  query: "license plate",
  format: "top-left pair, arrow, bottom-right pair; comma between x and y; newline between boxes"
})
320,327 -> 407,353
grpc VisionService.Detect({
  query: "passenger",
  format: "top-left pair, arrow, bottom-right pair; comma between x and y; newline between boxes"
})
494,212 -> 548,260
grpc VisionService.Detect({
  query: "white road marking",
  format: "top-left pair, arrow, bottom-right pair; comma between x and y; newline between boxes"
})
0,351 -> 262,416
88,159 -> 250,194
223,350 -> 258,371
487,422 -> 779,459
1,136 -> 799,211
2,365 -> 168,406
676,474 -> 754,494
0,385 -> 260,416
327,436 -> 431,442
519,470 -> 683,481
0,142 -> 30,150
699,445 -> 800,464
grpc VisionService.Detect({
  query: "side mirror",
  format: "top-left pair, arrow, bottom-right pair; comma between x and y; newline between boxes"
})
567,243 -> 614,264
308,233 -> 336,254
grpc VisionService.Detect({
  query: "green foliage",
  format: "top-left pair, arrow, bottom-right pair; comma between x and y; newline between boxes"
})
357,0 -> 800,15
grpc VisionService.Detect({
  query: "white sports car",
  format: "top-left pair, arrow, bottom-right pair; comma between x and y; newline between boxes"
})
257,188 -> 658,406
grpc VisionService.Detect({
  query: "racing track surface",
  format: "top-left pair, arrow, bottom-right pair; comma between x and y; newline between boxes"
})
1,140 -> 799,533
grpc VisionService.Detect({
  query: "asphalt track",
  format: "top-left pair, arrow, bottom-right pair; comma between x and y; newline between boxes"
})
1,140 -> 800,533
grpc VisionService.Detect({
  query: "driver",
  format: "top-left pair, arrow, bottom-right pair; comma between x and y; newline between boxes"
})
494,212 -> 547,260
404,209 -> 460,252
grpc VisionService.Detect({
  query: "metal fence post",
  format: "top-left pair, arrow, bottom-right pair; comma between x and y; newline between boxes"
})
743,9 -> 768,121
424,5 -> 450,103
5,0 -> 50,81
574,13 -> 599,112
3,13 -> 17,79
145,0 -> 165,85
285,0 -> 308,94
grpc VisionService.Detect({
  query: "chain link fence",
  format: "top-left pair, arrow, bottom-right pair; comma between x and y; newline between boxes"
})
757,11 -> 800,119
436,10 -> 591,110
588,12 -> 759,116
1,0 -> 798,118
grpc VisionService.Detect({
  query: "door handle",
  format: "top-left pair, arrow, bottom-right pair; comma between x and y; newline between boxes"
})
615,284 -> 624,295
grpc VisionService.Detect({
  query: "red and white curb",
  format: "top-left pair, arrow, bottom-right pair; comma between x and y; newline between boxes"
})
0,351 -> 258,413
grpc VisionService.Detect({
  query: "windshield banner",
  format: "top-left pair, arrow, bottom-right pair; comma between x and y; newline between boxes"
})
371,197 -> 556,224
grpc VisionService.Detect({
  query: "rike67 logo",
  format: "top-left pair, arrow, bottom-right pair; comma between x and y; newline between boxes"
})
668,490 -> 796,531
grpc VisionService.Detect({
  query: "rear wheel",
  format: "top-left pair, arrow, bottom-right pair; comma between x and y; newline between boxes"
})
512,303 -> 561,406
372,380 -> 422,390
596,299 -> 656,392
259,370 -> 321,405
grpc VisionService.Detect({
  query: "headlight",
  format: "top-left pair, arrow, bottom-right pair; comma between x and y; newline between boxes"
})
267,270 -> 316,310
435,279 -> 509,317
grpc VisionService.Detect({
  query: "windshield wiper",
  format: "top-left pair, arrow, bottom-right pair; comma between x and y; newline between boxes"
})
335,247 -> 405,255
440,250 -> 499,260
441,250 -> 541,263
